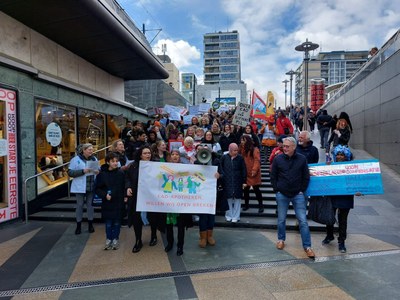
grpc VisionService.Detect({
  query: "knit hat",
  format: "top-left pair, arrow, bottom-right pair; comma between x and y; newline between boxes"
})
333,145 -> 353,161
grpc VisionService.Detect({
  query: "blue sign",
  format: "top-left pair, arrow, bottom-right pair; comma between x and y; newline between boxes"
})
306,159 -> 384,196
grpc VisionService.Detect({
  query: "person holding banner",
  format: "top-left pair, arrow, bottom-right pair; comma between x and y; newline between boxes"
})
322,145 -> 357,253
194,144 -> 221,248
163,148 -> 193,256
219,143 -> 247,223
126,146 -> 160,253
270,137 -> 315,258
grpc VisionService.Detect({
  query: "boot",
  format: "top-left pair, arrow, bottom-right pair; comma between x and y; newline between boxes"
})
88,221 -> 95,233
199,231 -> 207,248
75,222 -> 81,235
207,230 -> 216,246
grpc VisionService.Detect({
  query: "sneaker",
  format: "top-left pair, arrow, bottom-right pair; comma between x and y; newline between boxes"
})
305,247 -> 315,259
112,239 -> 120,250
104,239 -> 112,250
322,236 -> 335,245
225,218 -> 232,222
231,219 -> 239,223
276,240 -> 285,250
338,242 -> 346,253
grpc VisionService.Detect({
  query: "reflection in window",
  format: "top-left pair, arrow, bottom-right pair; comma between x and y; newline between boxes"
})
78,109 -> 106,160
35,100 -> 76,193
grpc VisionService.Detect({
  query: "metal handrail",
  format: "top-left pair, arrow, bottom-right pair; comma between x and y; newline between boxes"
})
23,145 -> 112,224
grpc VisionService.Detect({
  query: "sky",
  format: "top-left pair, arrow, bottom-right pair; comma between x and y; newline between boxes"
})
119,0 -> 399,108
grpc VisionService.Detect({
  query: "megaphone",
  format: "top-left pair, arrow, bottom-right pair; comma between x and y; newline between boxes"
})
197,147 -> 212,165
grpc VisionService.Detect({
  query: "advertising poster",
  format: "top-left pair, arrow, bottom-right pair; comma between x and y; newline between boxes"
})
0,87 -> 18,223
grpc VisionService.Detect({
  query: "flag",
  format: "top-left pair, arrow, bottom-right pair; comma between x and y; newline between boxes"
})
251,90 -> 267,120
266,91 -> 275,117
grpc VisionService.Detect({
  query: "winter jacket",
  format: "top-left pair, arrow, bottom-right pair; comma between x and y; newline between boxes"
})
218,153 -> 247,199
296,141 -> 319,164
240,147 -> 261,186
95,164 -> 125,220
271,151 -> 310,198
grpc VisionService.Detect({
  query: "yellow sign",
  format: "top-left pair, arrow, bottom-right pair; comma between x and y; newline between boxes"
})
266,91 -> 275,117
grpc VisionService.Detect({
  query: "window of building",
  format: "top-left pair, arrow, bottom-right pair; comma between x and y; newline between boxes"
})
35,100 -> 76,193
78,109 -> 106,160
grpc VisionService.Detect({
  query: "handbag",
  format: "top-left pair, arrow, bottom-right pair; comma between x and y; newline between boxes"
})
307,196 -> 336,225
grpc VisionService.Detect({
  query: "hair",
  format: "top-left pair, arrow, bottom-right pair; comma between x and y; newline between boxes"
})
105,151 -> 119,163
202,130 -> 215,143
283,136 -> 297,148
333,145 -> 353,161
241,135 -> 255,157
134,145 -> 152,164
245,124 -> 254,134
184,136 -> 194,146
299,131 -> 311,141
111,139 -> 123,152
77,143 -> 93,154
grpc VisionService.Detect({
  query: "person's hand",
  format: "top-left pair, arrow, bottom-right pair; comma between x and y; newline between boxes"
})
355,192 -> 363,196
127,188 -> 132,197
124,197 -> 128,203
214,172 -> 220,179
93,169 -> 99,175
242,183 -> 247,189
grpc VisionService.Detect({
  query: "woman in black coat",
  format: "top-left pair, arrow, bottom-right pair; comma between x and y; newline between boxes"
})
125,145 -> 159,253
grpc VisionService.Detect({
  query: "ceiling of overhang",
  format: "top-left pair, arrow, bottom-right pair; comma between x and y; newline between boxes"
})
0,0 -> 168,80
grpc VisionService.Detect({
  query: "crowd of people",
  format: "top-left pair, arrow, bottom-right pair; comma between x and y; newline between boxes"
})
68,106 -> 356,258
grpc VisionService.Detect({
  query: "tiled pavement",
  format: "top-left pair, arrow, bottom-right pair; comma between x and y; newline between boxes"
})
1,131 -> 400,299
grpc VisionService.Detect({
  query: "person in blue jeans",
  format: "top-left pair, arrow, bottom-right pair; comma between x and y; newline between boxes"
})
95,152 -> 126,250
270,136 -> 315,259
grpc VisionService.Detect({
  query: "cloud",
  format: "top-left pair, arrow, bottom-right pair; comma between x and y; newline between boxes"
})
153,39 -> 201,69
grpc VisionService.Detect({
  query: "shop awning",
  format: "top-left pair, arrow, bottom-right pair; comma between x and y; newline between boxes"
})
0,0 -> 168,80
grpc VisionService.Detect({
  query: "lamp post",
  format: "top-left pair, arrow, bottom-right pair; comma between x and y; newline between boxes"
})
285,70 -> 297,108
295,38 -> 319,131
282,79 -> 289,109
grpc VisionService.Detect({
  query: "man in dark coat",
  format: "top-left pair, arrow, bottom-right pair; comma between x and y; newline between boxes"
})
218,143 -> 247,223
316,110 -> 332,149
270,136 -> 315,259
296,131 -> 319,164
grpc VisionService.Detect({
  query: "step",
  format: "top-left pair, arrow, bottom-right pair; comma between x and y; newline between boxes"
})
29,211 -> 102,222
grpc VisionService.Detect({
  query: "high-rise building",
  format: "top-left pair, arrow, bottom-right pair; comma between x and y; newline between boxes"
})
203,31 -> 241,85
295,50 -> 368,106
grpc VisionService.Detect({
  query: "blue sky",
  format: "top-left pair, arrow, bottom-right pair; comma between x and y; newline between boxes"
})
119,0 -> 399,107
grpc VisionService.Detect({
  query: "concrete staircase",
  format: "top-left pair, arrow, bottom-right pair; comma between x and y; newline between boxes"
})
29,150 -> 325,231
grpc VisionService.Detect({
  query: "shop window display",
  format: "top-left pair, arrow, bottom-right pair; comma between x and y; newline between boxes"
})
35,100 -> 76,193
78,109 -> 106,161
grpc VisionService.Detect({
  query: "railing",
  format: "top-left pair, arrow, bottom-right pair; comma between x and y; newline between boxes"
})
23,145 -> 112,224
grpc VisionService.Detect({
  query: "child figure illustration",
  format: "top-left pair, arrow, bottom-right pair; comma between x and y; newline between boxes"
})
187,176 -> 201,194
162,174 -> 177,193
177,178 -> 184,192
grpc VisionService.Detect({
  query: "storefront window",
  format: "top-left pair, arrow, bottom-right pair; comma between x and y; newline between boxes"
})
106,115 -> 125,146
35,100 -> 76,193
78,109 -> 106,160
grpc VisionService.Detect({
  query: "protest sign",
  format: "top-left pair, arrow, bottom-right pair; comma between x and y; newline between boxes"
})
306,159 -> 384,196
232,102 -> 252,127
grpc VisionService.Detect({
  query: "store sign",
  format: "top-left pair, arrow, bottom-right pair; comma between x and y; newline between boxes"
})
45,122 -> 62,147
0,87 -> 18,223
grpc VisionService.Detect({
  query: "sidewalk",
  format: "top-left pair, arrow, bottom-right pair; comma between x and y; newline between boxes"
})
0,131 -> 400,299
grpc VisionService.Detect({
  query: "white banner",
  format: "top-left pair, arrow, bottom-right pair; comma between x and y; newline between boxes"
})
137,161 -> 217,214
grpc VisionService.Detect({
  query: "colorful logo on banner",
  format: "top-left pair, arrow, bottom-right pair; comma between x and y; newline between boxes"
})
137,161 -> 217,214
306,159 -> 384,196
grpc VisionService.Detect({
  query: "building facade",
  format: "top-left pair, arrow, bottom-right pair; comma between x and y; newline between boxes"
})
181,73 -> 197,105
295,50 -> 368,107
203,31 -> 241,85
0,0 -> 167,223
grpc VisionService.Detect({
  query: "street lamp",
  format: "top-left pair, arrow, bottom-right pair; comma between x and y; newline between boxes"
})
282,79 -> 289,109
285,70 -> 297,108
295,38 -> 319,131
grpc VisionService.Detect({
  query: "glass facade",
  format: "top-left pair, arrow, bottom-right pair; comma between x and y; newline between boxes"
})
35,100 -> 121,194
